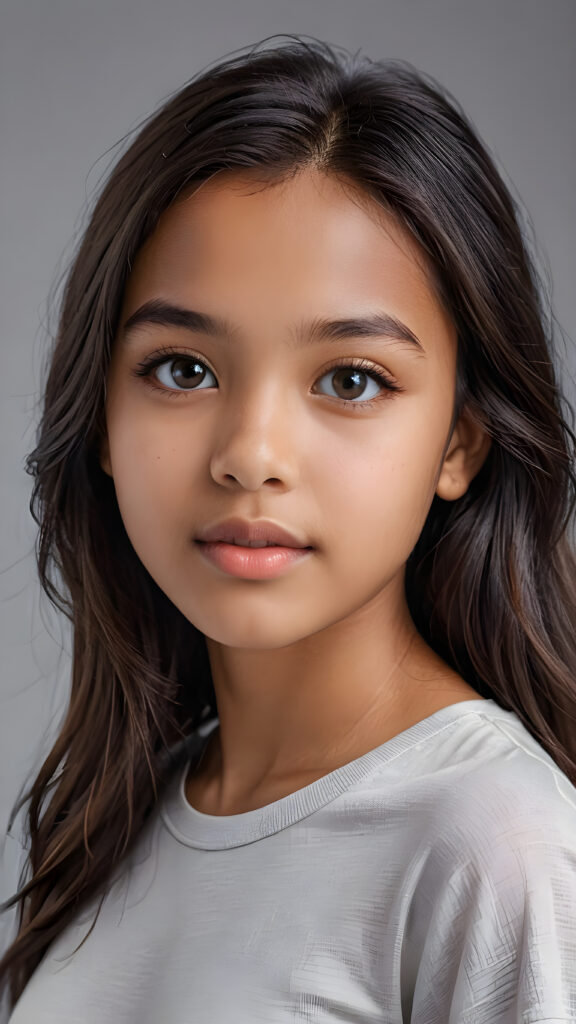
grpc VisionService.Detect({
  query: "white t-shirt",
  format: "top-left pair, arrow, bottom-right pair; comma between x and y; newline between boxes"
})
2,697 -> 576,1022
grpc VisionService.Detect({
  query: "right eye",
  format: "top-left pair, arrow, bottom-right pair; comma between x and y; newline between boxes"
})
154,356 -> 216,391
132,350 -> 219,393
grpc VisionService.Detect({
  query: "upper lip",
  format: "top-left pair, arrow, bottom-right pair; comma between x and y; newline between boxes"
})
195,517 -> 312,548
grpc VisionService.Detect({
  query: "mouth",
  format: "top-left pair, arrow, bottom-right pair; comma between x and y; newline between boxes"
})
195,518 -> 313,549
195,540 -> 313,549
194,538 -> 314,579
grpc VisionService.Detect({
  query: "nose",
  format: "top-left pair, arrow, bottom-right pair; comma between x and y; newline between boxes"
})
208,384 -> 300,492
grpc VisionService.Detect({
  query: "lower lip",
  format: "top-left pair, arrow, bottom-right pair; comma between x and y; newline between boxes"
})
195,541 -> 313,579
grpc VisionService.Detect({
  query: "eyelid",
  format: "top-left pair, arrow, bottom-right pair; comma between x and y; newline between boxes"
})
131,344 -> 404,405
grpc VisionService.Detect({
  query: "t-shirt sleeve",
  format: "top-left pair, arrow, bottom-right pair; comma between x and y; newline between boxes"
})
405,784 -> 576,1023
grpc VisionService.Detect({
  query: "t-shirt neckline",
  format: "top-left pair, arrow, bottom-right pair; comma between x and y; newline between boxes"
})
160,698 -> 500,850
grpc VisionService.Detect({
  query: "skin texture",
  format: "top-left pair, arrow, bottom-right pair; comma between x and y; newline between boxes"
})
101,167 -> 491,814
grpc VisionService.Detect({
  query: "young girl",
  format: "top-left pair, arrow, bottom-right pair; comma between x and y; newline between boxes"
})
1,33 -> 575,1022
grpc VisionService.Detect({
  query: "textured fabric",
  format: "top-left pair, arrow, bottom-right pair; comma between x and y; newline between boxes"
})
3,697 -> 576,1022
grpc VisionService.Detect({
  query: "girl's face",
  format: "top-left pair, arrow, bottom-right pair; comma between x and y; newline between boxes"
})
102,168 -> 468,649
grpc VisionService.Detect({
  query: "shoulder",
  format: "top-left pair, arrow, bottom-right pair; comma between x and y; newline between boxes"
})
403,704 -> 576,1021
433,702 -> 576,848
360,697 -> 576,857
391,698 -> 575,839
408,700 -> 576,917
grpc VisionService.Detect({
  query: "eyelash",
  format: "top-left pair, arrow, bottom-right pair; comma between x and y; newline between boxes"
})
131,346 -> 405,409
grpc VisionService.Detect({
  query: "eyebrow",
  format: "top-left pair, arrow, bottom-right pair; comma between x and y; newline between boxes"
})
122,298 -> 425,352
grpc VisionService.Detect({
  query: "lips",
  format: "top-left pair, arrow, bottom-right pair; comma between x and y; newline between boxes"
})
195,517 -> 312,549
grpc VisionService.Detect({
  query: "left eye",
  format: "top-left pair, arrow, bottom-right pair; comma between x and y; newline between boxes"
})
316,366 -> 384,402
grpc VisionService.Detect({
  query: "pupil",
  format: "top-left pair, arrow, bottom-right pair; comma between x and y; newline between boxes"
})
173,360 -> 203,385
339,369 -> 363,397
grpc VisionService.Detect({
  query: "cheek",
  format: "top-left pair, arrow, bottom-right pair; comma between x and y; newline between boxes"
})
107,412 -> 199,546
315,415 -> 444,533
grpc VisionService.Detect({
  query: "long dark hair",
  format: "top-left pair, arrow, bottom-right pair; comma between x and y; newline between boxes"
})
2,33 -> 575,1013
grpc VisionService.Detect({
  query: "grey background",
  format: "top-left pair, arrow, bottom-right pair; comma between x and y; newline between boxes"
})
1,0 -> 575,851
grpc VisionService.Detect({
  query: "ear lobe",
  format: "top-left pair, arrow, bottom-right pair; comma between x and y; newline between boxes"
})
435,410 -> 492,501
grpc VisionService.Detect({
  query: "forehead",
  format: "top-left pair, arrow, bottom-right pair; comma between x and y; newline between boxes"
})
120,168 -> 456,358
137,168 -> 432,280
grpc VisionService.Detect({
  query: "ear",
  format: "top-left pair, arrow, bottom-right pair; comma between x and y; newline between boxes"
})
435,408 -> 492,501
99,433 -> 113,477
